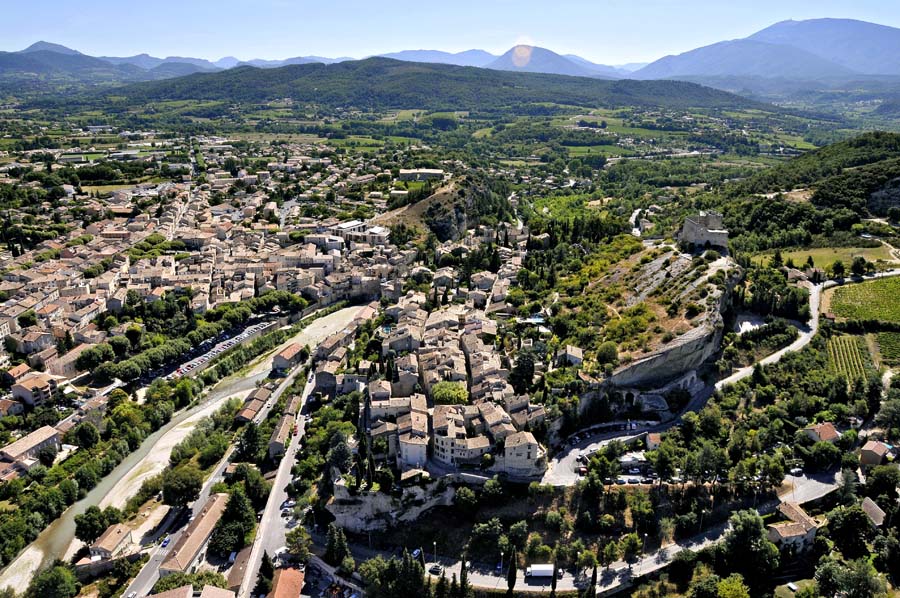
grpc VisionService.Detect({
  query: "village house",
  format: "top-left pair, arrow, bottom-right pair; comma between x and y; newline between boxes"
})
90,523 -> 133,560
766,502 -> 819,551
803,422 -> 840,443
11,372 -> 60,406
0,425 -> 60,463
159,493 -> 229,576
860,440 -> 890,467
272,342 -> 304,372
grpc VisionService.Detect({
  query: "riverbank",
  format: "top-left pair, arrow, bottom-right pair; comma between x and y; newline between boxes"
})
0,305 -> 364,591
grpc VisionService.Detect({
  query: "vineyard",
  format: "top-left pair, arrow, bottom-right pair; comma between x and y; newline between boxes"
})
877,331 -> 900,366
830,277 -> 900,322
827,335 -> 868,381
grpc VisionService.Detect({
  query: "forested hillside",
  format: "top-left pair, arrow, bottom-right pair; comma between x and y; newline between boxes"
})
86,57 -> 767,112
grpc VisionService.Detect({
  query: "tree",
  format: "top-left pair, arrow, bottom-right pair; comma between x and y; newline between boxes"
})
72,421 -> 100,449
717,574 -> 750,598
162,465 -> 203,506
454,486 -> 478,515
37,444 -> 57,467
286,526 -> 312,562
816,557 -> 886,598
509,351 -> 535,394
17,310 -> 37,329
255,551 -> 274,595
721,511 -> 779,592
432,381 -> 469,405
866,465 -> 900,503
596,341 -> 618,365
74,505 -> 110,544
325,522 -> 351,566
875,399 -> 900,438
458,552 -> 471,598
831,260 -> 846,278
827,505 -> 873,559
236,422 -> 261,461
434,570 -> 449,598
506,551 -> 517,597
27,565 -> 78,598
327,432 -> 353,473
619,533 -> 643,569
601,541 -> 619,570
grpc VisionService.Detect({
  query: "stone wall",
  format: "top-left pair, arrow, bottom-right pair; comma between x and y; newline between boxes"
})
327,478 -> 455,533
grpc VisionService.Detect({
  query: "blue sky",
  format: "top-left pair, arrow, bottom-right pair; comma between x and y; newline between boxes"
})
2,0 -> 899,64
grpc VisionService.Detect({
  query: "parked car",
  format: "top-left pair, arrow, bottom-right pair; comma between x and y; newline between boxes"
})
429,564 -> 443,575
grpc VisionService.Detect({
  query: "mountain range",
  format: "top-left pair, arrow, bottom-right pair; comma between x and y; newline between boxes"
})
83,57 -> 764,113
4,18 -> 900,95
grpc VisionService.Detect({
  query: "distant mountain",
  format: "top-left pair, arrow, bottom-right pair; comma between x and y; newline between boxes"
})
100,53 -> 165,70
0,49 -> 147,86
101,57 -> 766,113
614,62 -> 649,72
162,56 -> 220,71
378,49 -> 497,68
240,57 -> 315,68
564,54 -> 630,78
487,45 -> 609,78
20,41 -> 81,56
748,18 -> 900,75
634,39 -> 855,80
214,56 -> 241,69
146,61 -> 216,79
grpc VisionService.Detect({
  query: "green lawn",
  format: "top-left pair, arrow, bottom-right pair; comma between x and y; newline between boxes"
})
832,276 -> 900,322
753,245 -> 895,268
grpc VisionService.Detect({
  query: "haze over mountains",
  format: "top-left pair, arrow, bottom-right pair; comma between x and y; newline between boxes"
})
3,17 -> 900,98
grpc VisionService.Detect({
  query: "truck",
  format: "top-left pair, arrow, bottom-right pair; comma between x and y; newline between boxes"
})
525,564 -> 556,578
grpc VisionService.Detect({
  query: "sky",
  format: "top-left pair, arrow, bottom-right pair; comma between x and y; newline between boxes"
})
2,0 -> 899,65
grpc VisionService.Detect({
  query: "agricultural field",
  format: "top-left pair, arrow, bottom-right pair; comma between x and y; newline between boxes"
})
876,331 -> 900,366
827,334 -> 868,381
753,244 -> 895,268
830,276 -> 900,322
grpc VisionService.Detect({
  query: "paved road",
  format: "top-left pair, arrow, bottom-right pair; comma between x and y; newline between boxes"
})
126,356 -> 310,598
238,375 -> 315,598
124,306 -> 365,597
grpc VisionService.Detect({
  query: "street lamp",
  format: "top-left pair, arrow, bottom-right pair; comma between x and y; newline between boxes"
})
433,541 -> 437,566
500,550 -> 504,576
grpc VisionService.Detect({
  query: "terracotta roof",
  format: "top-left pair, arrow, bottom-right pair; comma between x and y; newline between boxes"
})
160,493 -> 228,574
276,342 -> 303,362
271,567 -> 305,598
150,585 -> 193,598
199,586 -> 236,598
805,422 -> 839,442
863,440 -> 889,457
6,364 -> 31,379
777,502 -> 817,532
91,523 -> 131,553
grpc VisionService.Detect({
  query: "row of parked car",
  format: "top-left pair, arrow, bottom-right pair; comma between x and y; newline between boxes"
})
169,321 -> 275,379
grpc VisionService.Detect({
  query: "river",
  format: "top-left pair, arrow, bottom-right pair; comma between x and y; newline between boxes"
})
0,305 -> 363,590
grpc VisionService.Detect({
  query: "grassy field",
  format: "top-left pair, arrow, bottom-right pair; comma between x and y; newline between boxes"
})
82,183 -> 140,194
831,277 -> 900,322
753,245 -> 895,268
828,335 -> 868,381
566,144 -> 637,157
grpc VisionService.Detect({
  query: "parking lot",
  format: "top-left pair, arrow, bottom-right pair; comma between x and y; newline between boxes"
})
168,321 -> 276,379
